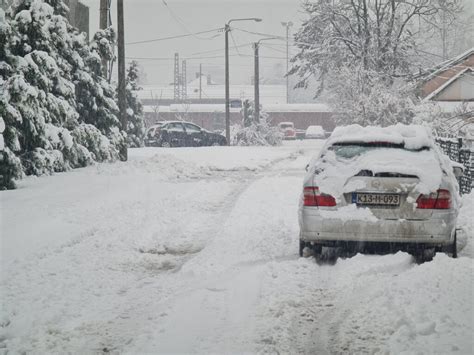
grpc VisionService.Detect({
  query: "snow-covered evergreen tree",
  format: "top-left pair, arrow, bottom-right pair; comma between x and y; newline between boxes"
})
125,60 -> 145,148
0,0 -> 126,189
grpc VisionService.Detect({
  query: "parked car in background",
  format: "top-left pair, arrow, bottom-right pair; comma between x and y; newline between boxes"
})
299,124 -> 461,263
295,129 -> 306,140
305,125 -> 326,139
278,122 -> 296,140
146,121 -> 227,147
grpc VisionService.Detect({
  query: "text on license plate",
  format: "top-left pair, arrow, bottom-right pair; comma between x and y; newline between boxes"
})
354,193 -> 400,206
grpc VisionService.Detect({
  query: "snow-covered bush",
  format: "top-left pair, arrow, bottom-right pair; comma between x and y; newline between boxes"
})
233,122 -> 282,146
71,123 -> 119,162
22,148 -> 65,176
233,102 -> 282,146
414,101 -> 474,137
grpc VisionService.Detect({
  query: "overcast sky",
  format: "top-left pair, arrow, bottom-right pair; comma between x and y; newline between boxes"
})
80,0 -> 306,85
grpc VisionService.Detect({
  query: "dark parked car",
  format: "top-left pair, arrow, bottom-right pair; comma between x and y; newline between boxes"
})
145,121 -> 227,147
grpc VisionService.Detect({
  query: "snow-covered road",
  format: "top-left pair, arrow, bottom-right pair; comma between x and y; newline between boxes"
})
1,140 -> 473,354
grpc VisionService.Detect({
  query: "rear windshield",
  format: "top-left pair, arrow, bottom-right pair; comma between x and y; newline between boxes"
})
328,142 -> 429,159
280,124 -> 293,129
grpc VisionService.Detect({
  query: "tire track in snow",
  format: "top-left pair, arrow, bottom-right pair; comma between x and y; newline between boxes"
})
123,153 -> 309,353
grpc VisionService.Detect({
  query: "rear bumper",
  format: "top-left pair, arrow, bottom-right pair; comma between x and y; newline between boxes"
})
299,207 -> 456,245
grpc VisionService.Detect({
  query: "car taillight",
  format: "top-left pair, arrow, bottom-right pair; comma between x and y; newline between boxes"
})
303,186 -> 336,207
416,189 -> 451,209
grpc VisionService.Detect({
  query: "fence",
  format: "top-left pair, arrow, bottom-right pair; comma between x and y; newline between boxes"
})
435,137 -> 473,195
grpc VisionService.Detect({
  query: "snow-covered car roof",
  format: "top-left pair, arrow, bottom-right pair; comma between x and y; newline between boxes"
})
306,125 -> 325,134
327,124 -> 434,150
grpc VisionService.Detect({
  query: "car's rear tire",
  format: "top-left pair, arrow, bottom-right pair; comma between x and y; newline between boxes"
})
316,246 -> 339,265
161,140 -> 171,148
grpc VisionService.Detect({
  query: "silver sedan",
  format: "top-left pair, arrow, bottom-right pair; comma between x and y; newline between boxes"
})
298,125 -> 462,262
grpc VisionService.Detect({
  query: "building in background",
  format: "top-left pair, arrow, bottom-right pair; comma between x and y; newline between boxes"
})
65,0 -> 89,40
143,103 -> 333,133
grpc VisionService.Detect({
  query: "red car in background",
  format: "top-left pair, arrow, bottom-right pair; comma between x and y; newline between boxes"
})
278,122 -> 296,140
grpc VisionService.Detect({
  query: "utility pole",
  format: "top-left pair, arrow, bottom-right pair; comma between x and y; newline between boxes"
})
281,21 -> 293,104
117,0 -> 127,161
225,18 -> 262,146
225,23 -> 230,145
253,42 -> 260,123
199,63 -> 202,101
99,0 -> 109,78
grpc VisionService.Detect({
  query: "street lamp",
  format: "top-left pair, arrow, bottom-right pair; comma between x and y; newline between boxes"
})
225,18 -> 262,145
253,37 -> 278,123
281,21 -> 293,104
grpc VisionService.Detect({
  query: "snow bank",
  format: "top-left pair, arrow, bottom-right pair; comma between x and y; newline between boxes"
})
130,146 -> 300,172
458,191 -> 474,257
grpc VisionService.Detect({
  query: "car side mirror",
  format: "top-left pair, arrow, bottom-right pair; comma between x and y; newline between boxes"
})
305,164 -> 309,172
453,166 -> 464,178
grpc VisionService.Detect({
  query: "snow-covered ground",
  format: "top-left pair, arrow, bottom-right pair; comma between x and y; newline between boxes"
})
0,140 -> 472,354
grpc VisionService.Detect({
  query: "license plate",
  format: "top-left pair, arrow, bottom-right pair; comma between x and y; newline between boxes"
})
353,193 -> 400,206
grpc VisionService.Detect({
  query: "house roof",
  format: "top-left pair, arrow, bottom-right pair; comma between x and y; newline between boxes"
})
423,67 -> 473,101
418,47 -> 474,83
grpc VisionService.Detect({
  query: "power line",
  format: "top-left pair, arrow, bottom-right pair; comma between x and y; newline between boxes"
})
230,30 -> 244,57
187,42 -> 254,56
125,28 -> 223,45
232,27 -> 286,41
260,43 -> 289,55
126,54 -> 286,61
160,0 -> 222,41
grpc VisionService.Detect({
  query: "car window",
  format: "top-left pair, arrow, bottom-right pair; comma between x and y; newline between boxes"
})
167,123 -> 184,132
184,123 -> 201,133
280,124 -> 293,129
329,142 -> 429,159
